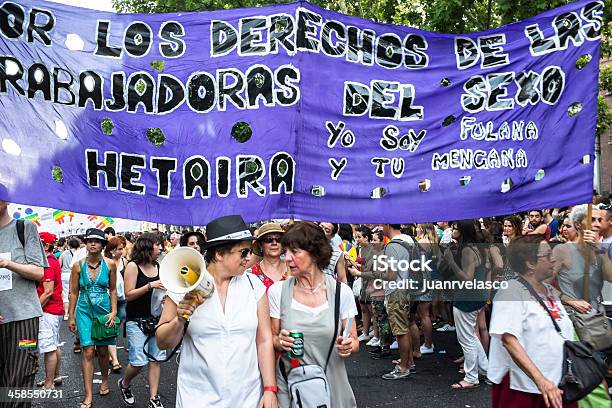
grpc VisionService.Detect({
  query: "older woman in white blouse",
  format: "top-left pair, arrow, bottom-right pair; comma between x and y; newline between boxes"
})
488,235 -> 591,408
156,215 -> 277,408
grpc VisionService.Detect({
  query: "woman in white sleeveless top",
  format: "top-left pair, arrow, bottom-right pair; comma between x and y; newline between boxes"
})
157,215 -> 278,408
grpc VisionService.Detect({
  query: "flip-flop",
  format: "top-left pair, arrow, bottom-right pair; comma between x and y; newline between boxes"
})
79,402 -> 92,408
451,382 -> 480,390
392,359 -> 401,365
112,364 -> 122,373
99,387 -> 110,396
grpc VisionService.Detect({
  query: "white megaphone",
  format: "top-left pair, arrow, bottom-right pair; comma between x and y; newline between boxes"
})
160,247 -> 214,318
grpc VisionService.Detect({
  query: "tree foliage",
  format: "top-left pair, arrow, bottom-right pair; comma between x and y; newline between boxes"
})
113,0 -> 612,133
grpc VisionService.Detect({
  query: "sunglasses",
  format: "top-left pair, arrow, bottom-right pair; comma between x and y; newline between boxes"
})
231,247 -> 252,259
261,236 -> 281,244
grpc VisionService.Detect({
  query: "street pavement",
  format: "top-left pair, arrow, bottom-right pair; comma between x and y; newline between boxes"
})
33,321 -> 490,408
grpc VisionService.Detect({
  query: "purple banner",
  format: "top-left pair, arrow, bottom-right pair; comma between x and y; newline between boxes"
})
0,0 -> 602,224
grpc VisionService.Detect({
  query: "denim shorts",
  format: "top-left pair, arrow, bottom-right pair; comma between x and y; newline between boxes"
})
125,320 -> 165,366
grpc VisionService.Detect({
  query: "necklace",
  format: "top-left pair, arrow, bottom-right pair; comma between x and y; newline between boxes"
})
296,279 -> 323,294
87,261 -> 101,270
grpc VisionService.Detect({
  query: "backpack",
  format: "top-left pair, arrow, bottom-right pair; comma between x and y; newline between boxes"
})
385,238 -> 429,295
279,278 -> 340,408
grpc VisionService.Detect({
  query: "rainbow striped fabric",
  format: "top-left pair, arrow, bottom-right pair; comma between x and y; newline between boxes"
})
18,339 -> 37,349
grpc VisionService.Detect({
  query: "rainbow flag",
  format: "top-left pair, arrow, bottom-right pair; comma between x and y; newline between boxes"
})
53,210 -> 66,224
18,339 -> 37,349
339,241 -> 357,262
96,217 -> 115,229
383,236 -> 391,245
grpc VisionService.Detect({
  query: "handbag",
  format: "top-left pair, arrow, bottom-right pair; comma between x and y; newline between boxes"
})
84,285 -> 120,341
566,251 -> 612,351
92,315 -> 121,340
279,279 -> 341,408
518,277 -> 607,403
568,304 -> 612,351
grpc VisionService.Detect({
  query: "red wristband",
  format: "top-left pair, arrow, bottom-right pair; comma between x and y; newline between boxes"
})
263,385 -> 278,393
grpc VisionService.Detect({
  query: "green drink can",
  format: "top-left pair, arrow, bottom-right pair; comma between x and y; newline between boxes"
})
288,330 -> 304,359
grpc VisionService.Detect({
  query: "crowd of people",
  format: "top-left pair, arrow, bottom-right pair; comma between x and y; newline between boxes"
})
0,198 -> 611,408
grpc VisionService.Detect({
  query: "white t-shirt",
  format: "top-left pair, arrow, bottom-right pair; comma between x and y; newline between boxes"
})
268,279 -> 357,320
488,279 -> 574,394
70,247 -> 87,267
440,228 -> 453,244
167,272 -> 266,408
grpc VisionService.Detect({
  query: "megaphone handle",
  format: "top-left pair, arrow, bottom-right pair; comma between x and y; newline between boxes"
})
179,288 -> 211,321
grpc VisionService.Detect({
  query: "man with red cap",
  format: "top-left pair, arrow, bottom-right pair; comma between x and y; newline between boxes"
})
36,232 -> 64,389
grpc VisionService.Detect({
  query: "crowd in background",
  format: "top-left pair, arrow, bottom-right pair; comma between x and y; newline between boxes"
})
1,195 -> 611,408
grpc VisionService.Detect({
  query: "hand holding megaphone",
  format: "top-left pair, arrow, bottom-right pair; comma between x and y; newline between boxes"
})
160,247 -> 215,322
176,291 -> 206,322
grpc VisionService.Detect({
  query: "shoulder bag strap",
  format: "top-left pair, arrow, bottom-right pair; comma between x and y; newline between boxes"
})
80,261 -> 97,315
278,278 -> 290,382
517,277 -> 562,334
16,219 -> 25,249
324,279 -> 341,372
144,318 -> 189,363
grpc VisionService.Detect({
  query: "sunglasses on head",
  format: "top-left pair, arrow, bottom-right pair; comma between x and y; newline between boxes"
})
261,236 -> 281,244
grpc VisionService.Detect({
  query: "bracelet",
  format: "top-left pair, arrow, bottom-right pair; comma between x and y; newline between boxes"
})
263,385 -> 278,393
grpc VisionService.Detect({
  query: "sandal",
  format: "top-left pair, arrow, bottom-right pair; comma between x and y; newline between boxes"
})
99,386 -> 110,396
451,381 -> 480,390
79,402 -> 92,408
112,364 -> 122,373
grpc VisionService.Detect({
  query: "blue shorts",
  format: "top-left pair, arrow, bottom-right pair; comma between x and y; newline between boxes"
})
126,320 -> 165,366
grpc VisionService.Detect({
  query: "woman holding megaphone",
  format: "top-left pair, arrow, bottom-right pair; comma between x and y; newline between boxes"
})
156,215 -> 278,408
